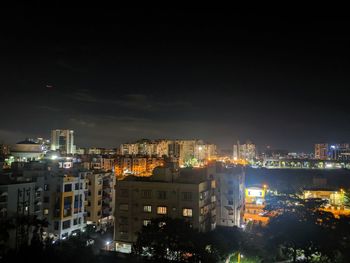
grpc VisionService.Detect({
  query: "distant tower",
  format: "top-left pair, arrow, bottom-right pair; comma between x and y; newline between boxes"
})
50,129 -> 75,154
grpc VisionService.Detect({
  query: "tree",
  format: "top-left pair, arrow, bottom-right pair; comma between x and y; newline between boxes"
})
344,190 -> 350,208
263,193 -> 341,262
133,217 -> 219,262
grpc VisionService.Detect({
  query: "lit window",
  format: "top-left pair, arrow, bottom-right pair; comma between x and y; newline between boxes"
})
157,206 -> 167,215
143,219 -> 151,226
143,205 -> 152,213
183,208 -> 193,217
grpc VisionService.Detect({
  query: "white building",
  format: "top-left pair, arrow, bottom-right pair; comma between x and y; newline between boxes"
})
37,170 -> 88,240
51,129 -> 75,155
215,166 -> 245,227
11,140 -> 44,162
233,140 -> 257,161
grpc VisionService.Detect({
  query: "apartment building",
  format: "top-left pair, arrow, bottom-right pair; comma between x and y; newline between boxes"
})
86,171 -> 115,226
215,166 -> 245,227
114,166 -> 216,253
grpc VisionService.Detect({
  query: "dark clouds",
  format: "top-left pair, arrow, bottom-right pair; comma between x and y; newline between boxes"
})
1,9 -> 350,151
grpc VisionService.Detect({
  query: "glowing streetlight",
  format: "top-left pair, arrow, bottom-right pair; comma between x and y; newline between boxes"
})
105,240 -> 111,250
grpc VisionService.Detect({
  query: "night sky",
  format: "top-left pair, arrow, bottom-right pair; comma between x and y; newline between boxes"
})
1,9 -> 350,152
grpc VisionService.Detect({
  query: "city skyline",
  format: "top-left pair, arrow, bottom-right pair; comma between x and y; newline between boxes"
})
1,9 -> 350,152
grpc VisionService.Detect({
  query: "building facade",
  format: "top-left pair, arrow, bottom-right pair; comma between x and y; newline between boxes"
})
315,143 -> 329,160
114,155 -> 164,178
86,171 -> 115,226
114,167 -> 216,253
0,179 -> 41,249
233,140 -> 257,162
37,171 -> 87,240
215,167 -> 245,227
50,129 -> 75,155
243,186 -> 269,226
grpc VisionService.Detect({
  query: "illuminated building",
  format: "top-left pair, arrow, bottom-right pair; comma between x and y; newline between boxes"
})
50,129 -> 75,155
328,143 -> 350,161
303,188 -> 344,206
302,187 -> 350,217
86,172 -> 115,226
11,139 -> 44,161
243,186 -> 269,225
114,166 -> 216,253
114,155 -> 164,178
215,166 -> 245,227
82,156 -> 115,171
233,140 -> 256,162
120,143 -> 138,155
120,139 -> 155,156
314,143 -> 329,160
155,139 -> 172,157
171,140 -> 217,167
120,139 -> 217,166
36,171 -> 88,240
19,160 -> 88,240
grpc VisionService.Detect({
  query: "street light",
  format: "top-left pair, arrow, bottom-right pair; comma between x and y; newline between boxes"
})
105,241 -> 111,251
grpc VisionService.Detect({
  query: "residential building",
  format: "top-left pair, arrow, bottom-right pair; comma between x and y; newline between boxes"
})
114,155 -> 164,178
0,177 -> 42,249
21,160 -> 88,240
37,170 -> 88,240
315,143 -> 329,160
82,155 -> 115,172
114,166 -> 216,253
215,166 -> 245,227
86,171 -> 115,226
120,139 -> 217,165
233,140 -> 257,162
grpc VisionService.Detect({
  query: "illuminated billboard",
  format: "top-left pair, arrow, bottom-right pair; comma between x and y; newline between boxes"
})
245,187 -> 265,198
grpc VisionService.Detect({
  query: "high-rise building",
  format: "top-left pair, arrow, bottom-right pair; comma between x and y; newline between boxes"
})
120,139 -> 216,165
172,140 -> 217,166
314,143 -> 329,160
50,129 -> 75,155
233,140 -> 256,161
328,143 -> 350,161
155,139 -> 172,157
